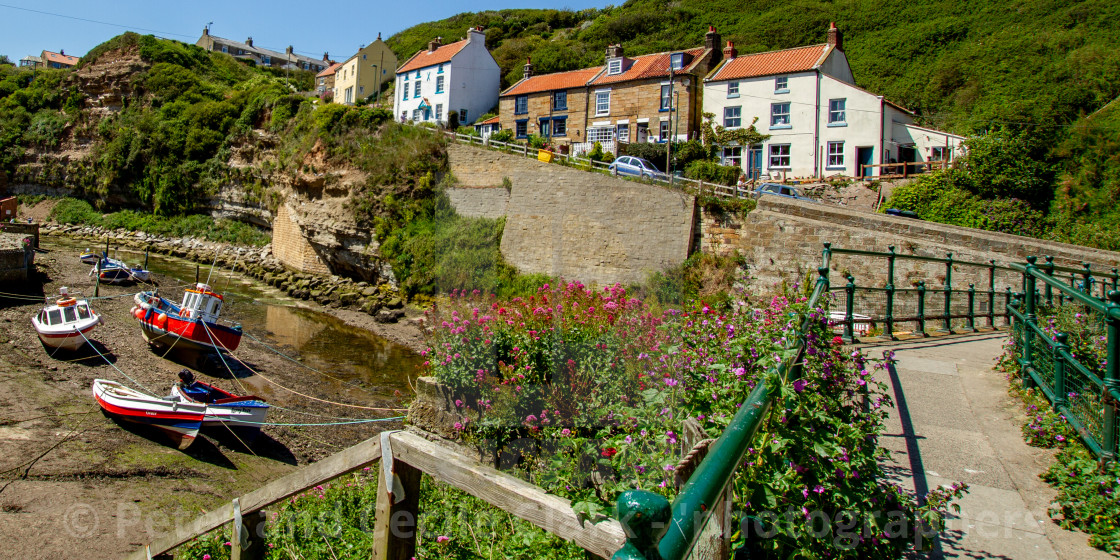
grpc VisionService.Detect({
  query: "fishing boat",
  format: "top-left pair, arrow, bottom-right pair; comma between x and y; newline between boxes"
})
92,379 -> 206,450
132,283 -> 243,360
89,254 -> 151,284
78,249 -> 100,264
31,287 -> 103,351
169,370 -> 269,431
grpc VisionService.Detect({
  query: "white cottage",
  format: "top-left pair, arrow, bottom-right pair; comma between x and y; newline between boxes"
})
703,24 -> 963,180
393,27 -> 500,127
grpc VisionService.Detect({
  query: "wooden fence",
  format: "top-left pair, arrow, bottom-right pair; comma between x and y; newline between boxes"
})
127,430 -> 626,560
860,160 -> 947,179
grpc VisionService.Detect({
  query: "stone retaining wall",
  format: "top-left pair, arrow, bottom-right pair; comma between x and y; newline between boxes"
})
447,143 -> 696,286
272,204 -> 331,275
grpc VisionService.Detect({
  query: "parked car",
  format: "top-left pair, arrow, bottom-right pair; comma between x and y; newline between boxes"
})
884,208 -> 921,219
752,182 -> 814,202
608,156 -> 667,181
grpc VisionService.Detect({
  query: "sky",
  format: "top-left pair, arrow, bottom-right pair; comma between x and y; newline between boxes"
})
0,0 -> 611,63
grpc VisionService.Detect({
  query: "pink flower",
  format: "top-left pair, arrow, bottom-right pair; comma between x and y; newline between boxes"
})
203,556 -> 211,560
436,535 -> 451,543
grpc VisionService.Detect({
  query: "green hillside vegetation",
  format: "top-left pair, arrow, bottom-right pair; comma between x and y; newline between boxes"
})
387,0 -> 1120,251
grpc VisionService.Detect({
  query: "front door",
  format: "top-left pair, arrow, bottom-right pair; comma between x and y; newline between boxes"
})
857,147 -> 874,178
747,146 -> 763,179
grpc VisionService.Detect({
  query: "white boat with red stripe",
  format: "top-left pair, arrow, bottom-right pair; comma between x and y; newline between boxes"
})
31,287 -> 103,351
92,379 -> 206,450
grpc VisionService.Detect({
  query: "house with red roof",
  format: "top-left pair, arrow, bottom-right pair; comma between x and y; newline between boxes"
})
393,27 -> 500,127
703,23 -> 963,180
498,61 -> 603,146
40,50 -> 79,69
316,63 -> 342,98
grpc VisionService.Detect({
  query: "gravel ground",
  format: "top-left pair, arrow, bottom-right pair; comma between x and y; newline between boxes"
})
0,237 -> 416,559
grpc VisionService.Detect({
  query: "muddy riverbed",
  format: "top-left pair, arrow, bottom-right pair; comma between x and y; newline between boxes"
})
0,233 -> 426,559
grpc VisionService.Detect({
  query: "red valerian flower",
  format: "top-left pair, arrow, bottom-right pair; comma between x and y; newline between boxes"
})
601,447 -> 618,458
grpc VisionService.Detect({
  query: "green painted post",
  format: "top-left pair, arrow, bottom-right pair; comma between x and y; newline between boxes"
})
885,245 -> 896,339
1112,268 -> 1118,294
967,283 -> 977,332
819,266 -> 830,291
917,281 -> 927,336
988,260 -> 997,328
1043,256 -> 1055,306
1005,287 -> 1012,326
613,490 -> 671,560
944,252 -> 954,332
1103,290 -> 1120,464
844,274 -> 856,343
1082,263 -> 1092,295
1053,333 -> 1069,409
1021,257 -> 1039,390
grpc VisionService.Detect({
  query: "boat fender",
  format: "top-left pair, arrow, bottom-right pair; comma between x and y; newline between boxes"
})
157,313 -> 167,327
183,309 -> 191,318
57,297 -> 76,307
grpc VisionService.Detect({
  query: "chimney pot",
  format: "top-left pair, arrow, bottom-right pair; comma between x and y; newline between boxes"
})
246,37 -> 253,47
523,56 -> 533,78
827,22 -> 843,50
723,40 -> 737,60
705,26 -> 721,53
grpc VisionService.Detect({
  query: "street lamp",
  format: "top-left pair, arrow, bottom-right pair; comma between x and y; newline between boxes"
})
667,52 -> 684,186
370,64 -> 378,104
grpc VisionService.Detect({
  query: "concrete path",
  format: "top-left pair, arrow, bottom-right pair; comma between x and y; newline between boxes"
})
858,333 -> 1113,560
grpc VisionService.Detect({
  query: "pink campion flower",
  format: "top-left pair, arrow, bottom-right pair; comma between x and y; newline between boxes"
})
793,379 -> 808,393
203,556 -> 211,560
560,428 -> 571,436
666,431 -> 677,444
436,536 -> 451,543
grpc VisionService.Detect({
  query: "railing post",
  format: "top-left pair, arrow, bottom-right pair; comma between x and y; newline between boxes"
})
612,490 -> 671,559
1053,333 -> 1069,409
1082,263 -> 1092,295
885,245 -> 896,339
917,281 -> 927,336
1043,256 -> 1055,306
822,242 -> 832,269
1102,290 -> 1120,464
373,453 -> 423,560
967,283 -> 977,332
943,252 -> 954,332
988,259 -> 997,327
1020,256 -> 1039,390
844,274 -> 856,343
1112,268 -> 1119,294
1005,287 -> 1013,326
230,498 -> 267,560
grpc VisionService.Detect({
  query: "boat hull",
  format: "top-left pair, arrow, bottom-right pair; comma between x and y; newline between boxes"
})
133,292 -> 242,358
92,379 -> 205,450
169,382 -> 269,430
35,323 -> 98,351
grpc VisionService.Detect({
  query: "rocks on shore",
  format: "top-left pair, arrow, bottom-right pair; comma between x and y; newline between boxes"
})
41,223 -> 409,323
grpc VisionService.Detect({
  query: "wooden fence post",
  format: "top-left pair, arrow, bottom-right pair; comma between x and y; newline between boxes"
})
230,498 -> 267,560
373,436 -> 422,560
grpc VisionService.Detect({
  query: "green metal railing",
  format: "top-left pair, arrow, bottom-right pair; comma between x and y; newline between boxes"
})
612,266 -> 831,560
824,244 -> 1022,341
1007,256 -> 1120,463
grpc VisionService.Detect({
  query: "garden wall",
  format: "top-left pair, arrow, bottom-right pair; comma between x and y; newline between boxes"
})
447,143 -> 696,286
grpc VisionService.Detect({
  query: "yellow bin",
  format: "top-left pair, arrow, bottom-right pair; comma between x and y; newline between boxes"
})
537,150 -> 553,163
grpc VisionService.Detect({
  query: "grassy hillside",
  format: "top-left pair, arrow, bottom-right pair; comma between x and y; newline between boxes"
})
387,0 -> 1120,251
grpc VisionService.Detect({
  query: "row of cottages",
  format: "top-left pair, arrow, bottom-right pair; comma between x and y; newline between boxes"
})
195,28 -> 331,74
327,35 -> 398,104
19,50 -> 79,69
702,24 -> 963,179
498,27 -> 726,155
392,27 -> 500,127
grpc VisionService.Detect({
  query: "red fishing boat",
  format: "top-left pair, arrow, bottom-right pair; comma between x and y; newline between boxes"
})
92,379 -> 206,450
132,283 -> 242,360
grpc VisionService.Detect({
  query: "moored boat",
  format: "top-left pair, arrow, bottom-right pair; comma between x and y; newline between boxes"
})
92,379 -> 206,450
132,283 -> 243,359
169,370 -> 269,431
89,254 -> 150,285
31,288 -> 103,351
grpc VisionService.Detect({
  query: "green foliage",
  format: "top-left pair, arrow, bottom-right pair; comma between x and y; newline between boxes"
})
884,169 -> 1050,238
585,141 -> 614,163
638,251 -> 745,307
958,127 -> 1057,205
1041,446 -> 1120,554
25,110 -> 69,148
684,160 -> 740,186
489,128 -> 513,143
48,197 -> 269,246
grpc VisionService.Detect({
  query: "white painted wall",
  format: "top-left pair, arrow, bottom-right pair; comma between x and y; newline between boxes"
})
392,29 -> 499,126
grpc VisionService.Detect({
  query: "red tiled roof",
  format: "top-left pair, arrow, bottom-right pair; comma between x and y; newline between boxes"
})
589,47 -> 706,86
397,39 -> 468,74
501,66 -> 604,97
710,44 -> 829,81
476,116 -> 500,125
42,51 -> 79,66
318,63 -> 342,78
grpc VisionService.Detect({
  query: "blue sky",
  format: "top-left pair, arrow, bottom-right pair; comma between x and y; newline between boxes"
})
0,1 -> 610,63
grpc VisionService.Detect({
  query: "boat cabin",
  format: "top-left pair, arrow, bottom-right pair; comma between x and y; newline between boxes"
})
180,283 -> 224,323
38,299 -> 94,326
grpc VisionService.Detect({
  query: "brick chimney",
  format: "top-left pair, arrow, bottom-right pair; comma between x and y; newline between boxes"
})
723,40 -> 737,60
705,26 -> 720,52
428,37 -> 442,52
203,27 -> 209,36
605,44 -> 624,60
827,22 -> 843,50
323,52 -> 330,61
246,37 -> 253,47
467,26 -> 486,44
523,56 -> 533,79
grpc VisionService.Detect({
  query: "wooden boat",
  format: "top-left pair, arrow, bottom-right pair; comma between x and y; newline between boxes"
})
92,379 -> 206,450
78,249 -> 100,265
89,254 -> 150,284
132,283 -> 243,359
169,371 -> 269,431
31,288 -> 103,351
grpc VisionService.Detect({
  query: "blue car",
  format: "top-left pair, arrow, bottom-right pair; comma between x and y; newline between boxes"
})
752,182 -> 814,202
608,156 -> 667,181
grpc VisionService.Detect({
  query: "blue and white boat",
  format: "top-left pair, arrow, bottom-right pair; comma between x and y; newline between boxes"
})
169,371 -> 269,432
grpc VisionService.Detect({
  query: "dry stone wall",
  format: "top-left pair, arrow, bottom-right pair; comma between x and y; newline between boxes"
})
447,143 -> 696,286
272,204 -> 331,275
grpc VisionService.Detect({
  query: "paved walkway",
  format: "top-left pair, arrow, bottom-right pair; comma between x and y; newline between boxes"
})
859,333 -> 1113,560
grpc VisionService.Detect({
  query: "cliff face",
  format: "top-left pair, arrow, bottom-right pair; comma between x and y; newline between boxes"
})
7,46 -> 396,284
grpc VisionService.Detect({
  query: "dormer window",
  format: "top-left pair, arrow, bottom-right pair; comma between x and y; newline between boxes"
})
669,52 -> 684,71
438,63 -> 444,74
607,58 -> 622,75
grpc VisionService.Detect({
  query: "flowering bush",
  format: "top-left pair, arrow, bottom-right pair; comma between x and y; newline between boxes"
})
423,281 -> 965,557
1042,445 -> 1120,554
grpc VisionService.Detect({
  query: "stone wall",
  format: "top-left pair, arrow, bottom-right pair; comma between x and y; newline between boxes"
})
445,187 -> 509,220
447,142 -> 696,286
271,204 -> 331,275
0,233 -> 32,284
702,197 -> 1120,297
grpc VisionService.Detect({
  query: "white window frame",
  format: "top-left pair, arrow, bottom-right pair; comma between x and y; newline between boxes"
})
727,82 -> 739,98
723,106 -> 741,128
660,85 -> 672,111
827,141 -> 844,168
436,75 -> 445,93
659,121 -> 670,142
769,144 -> 791,168
435,104 -> 443,121
586,126 -> 614,143
617,123 -> 629,143
595,90 -> 610,116
607,59 -> 622,75
413,80 -> 421,98
722,146 -> 742,167
770,102 -> 791,127
828,98 -> 846,124
775,76 -> 789,93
